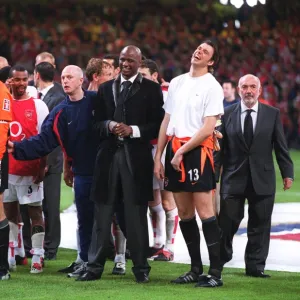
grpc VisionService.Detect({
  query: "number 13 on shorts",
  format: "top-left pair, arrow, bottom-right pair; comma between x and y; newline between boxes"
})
188,168 -> 199,184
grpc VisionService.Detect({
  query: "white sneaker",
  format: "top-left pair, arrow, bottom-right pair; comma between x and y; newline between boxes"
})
30,257 -> 43,274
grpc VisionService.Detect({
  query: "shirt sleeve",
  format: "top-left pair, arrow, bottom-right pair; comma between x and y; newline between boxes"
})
203,83 -> 224,119
163,78 -> 176,115
0,83 -> 13,160
34,99 -> 49,133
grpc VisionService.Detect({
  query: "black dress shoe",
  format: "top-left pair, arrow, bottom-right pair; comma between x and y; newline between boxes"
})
135,272 -> 149,283
246,270 -> 271,278
44,252 -> 57,261
76,271 -> 101,281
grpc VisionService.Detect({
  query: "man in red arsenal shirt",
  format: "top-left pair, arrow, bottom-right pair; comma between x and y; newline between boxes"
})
0,81 -> 12,280
139,59 -> 179,262
4,66 -> 49,274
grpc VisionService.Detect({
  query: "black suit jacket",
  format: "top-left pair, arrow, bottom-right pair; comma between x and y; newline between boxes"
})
91,73 -> 164,204
42,82 -> 65,173
214,102 -> 294,195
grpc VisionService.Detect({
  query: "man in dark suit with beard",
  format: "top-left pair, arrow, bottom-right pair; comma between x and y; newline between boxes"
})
214,74 -> 294,278
33,62 -> 65,259
77,45 -> 164,283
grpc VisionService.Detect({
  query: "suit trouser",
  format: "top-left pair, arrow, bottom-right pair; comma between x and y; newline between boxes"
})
87,147 -> 150,277
21,172 -> 62,256
43,172 -> 62,255
73,175 -> 95,262
218,180 -> 274,272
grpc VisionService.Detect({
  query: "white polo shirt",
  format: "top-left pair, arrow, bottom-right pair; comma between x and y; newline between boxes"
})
164,72 -> 224,138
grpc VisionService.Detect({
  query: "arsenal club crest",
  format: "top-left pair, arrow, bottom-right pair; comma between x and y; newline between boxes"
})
25,109 -> 33,120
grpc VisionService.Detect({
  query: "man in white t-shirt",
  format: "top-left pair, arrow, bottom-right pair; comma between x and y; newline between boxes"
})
154,40 -> 224,288
4,66 -> 49,274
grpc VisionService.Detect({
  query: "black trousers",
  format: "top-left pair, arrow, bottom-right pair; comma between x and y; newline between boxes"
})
43,172 -> 62,255
21,172 -> 62,256
87,147 -> 150,276
218,179 -> 274,272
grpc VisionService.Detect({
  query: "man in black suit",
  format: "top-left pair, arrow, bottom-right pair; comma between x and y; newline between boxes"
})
77,45 -> 164,283
33,62 -> 65,259
214,74 -> 294,278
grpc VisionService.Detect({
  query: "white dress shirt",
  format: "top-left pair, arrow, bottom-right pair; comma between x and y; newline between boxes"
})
38,84 -> 54,101
240,101 -> 259,133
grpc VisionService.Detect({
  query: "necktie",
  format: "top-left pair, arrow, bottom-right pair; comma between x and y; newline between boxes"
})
244,109 -> 253,148
119,81 -> 132,105
114,81 -> 132,122
38,92 -> 43,99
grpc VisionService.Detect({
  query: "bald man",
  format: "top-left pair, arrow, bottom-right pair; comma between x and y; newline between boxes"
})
214,74 -> 294,278
0,57 -> 9,70
77,46 -> 164,283
7,65 -> 98,274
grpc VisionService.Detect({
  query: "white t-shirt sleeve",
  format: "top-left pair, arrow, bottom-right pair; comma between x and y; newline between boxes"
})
203,83 -> 224,118
27,86 -> 38,98
34,99 -> 49,133
163,78 -> 176,115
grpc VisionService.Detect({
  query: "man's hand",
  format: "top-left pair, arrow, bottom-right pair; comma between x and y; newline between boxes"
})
114,123 -> 133,138
213,130 -> 223,151
161,78 -> 170,87
7,141 -> 14,153
283,178 -> 293,191
33,166 -> 47,184
64,167 -> 74,187
154,158 -> 165,180
171,151 -> 183,172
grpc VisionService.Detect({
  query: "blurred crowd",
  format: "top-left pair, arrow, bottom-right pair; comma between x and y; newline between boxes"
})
0,1 -> 299,147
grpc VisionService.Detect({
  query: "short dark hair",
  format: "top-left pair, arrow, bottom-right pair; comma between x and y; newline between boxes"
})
202,39 -> 220,74
0,66 -> 11,83
35,62 -> 55,82
9,65 -> 27,78
103,54 -> 119,69
222,80 -> 236,89
140,59 -> 159,75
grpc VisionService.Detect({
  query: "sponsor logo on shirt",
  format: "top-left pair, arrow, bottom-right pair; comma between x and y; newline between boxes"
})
3,98 -> 10,111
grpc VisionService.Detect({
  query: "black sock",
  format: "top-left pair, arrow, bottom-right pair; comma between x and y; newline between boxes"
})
179,216 -> 203,274
0,218 -> 9,270
202,216 -> 221,278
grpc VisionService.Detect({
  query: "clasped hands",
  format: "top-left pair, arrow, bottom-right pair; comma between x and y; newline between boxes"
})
109,121 -> 132,138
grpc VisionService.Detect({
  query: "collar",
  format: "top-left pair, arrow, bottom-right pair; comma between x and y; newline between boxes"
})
38,83 -> 54,97
241,100 -> 258,113
120,73 -> 139,85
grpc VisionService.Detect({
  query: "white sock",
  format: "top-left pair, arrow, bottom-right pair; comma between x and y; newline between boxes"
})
114,254 -> 126,264
166,208 -> 179,253
16,222 -> 25,257
75,227 -> 82,263
113,223 -> 126,255
31,232 -> 45,264
149,203 -> 166,248
8,221 -> 18,265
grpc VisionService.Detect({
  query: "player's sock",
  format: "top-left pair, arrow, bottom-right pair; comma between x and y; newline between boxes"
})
16,222 -> 25,258
165,208 -> 179,253
8,221 -> 18,270
180,216 -> 203,274
0,219 -> 9,270
202,216 -> 221,279
75,227 -> 82,263
114,223 -> 126,264
31,225 -> 45,273
150,203 -> 166,248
